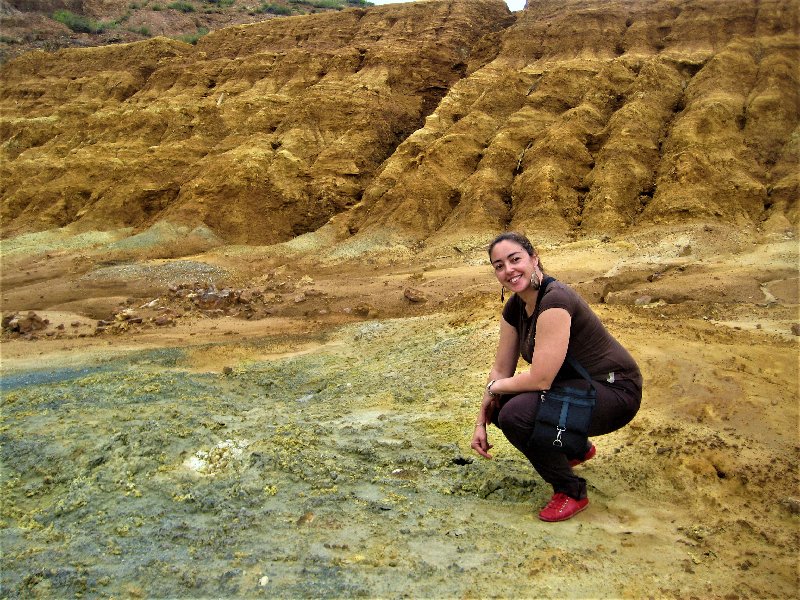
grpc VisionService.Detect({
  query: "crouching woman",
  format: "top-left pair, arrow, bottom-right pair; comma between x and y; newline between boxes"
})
471,232 -> 642,522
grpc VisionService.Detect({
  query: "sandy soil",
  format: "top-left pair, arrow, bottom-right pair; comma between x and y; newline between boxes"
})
1,224 -> 798,598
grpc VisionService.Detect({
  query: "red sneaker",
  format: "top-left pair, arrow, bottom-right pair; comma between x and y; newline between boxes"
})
568,442 -> 596,468
538,493 -> 589,522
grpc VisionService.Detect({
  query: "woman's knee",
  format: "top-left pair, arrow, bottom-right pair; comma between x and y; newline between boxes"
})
496,392 -> 539,434
496,404 -> 513,432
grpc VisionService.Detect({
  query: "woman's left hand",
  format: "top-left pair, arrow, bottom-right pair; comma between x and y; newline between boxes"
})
471,424 -> 493,459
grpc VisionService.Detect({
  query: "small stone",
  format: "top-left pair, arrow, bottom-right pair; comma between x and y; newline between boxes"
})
446,529 -> 466,537
353,303 -> 373,317
259,576 -> 269,587
293,292 -> 307,303
791,324 -> 800,336
115,309 -> 138,322
634,296 -> 653,306
783,497 -> 800,514
7,311 -> 48,333
404,288 -> 427,303
154,315 -> 174,326
678,244 -> 692,256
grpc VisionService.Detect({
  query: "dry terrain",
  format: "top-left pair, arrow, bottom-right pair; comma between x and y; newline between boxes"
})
1,0 -> 798,598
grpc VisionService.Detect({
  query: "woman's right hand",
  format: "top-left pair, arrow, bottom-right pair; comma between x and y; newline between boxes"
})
471,423 -> 493,459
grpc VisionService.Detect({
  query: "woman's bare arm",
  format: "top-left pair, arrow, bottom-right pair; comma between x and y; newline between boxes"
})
486,308 -> 570,395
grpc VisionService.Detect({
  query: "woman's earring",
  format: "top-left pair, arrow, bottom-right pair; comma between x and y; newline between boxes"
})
530,273 -> 540,290
500,287 -> 505,302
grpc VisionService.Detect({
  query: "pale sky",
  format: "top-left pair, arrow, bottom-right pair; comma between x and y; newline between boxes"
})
369,0 -> 527,11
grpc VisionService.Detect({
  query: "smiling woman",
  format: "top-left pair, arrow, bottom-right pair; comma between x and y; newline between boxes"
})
472,231 -> 643,522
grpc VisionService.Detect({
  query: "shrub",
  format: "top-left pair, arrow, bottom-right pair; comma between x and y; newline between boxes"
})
289,0 -> 345,8
52,9 -> 111,34
174,26 -> 209,44
259,3 -> 293,15
167,1 -> 195,12
129,25 -> 152,36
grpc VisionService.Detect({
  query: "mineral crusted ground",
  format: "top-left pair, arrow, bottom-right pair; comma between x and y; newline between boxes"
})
1,0 -> 798,598
1,224 -> 797,598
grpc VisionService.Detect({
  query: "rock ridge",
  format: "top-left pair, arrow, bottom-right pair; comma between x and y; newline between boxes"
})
1,0 -> 797,252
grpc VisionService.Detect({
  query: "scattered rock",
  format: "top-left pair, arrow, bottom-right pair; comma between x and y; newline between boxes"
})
791,324 -> 800,336
154,315 -> 174,327
2,311 -> 48,334
783,497 -> 800,514
196,286 -> 234,310
115,309 -> 139,322
404,288 -> 427,303
635,296 -> 653,306
353,303 -> 376,317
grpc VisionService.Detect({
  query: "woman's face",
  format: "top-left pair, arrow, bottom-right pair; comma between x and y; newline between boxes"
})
490,240 -> 538,294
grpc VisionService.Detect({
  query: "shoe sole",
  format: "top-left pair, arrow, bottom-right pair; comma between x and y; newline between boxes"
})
538,501 -> 589,522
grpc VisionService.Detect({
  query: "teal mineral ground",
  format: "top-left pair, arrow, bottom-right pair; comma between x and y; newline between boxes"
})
2,305 -> 798,598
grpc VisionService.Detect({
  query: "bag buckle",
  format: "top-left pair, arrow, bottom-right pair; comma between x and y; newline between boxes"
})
553,426 -> 565,447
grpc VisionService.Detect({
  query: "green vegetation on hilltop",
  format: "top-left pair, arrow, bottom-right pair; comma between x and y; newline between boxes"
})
258,3 -> 294,15
289,0 -> 374,9
51,10 -> 119,34
173,27 -> 210,44
167,1 -> 195,12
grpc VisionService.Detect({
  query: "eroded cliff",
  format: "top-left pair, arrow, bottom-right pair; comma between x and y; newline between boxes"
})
1,0 -> 513,244
1,0 -> 798,251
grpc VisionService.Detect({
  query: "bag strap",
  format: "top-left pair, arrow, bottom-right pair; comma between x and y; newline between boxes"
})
527,275 -> 556,343
533,275 -> 556,320
566,355 -> 596,391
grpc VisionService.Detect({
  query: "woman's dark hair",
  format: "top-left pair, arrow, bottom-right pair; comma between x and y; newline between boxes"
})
487,232 -> 544,271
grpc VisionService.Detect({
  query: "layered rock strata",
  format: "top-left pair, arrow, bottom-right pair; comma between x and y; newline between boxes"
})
0,0 -> 797,251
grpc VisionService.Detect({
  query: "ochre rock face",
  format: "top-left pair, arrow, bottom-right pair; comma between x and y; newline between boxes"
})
349,0 -> 799,248
0,0 -> 797,248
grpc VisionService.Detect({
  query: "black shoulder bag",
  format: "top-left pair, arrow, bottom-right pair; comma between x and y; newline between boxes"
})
527,277 -> 596,459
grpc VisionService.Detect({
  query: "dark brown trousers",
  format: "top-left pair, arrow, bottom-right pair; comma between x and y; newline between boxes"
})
492,377 -> 641,500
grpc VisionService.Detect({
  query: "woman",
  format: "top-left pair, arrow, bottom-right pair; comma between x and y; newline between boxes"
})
470,232 -> 642,522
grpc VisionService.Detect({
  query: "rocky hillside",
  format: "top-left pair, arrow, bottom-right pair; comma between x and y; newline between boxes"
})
0,0 -> 370,63
1,0 -> 798,252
